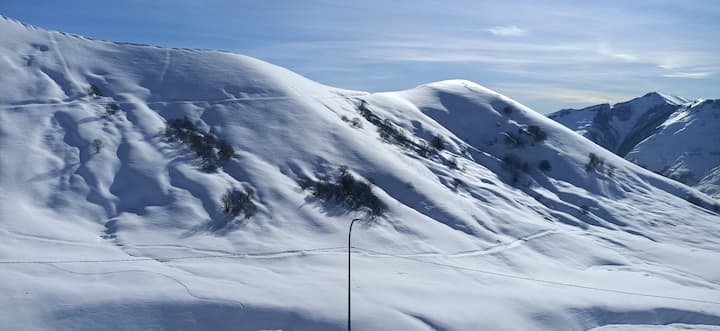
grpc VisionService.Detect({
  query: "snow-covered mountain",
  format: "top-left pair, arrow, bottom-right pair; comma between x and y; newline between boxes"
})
1,16 -> 720,331
549,93 -> 720,198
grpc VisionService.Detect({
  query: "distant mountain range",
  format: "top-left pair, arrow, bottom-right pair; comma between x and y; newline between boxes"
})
549,93 -> 720,198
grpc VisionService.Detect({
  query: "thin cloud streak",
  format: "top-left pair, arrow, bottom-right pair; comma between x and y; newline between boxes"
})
663,72 -> 714,79
487,25 -> 527,37
495,84 -> 633,105
252,36 -> 717,73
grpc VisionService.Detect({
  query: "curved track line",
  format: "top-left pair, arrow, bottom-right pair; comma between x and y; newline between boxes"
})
42,263 -> 246,308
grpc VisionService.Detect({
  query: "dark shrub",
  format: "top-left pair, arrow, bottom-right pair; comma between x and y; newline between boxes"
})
606,168 -> 615,177
357,100 -> 374,119
526,125 -> 548,142
580,205 -> 590,215
341,115 -> 363,128
502,132 -> 525,148
106,103 -> 120,115
221,188 -> 257,219
452,177 -> 464,188
538,160 -> 552,172
430,134 -> 445,151
201,152 -> 219,172
92,138 -> 103,154
350,118 -> 363,128
88,84 -> 102,97
417,142 -> 433,157
501,106 -> 513,115
446,157 -> 458,169
502,154 -> 528,184
166,117 -> 195,137
218,141 -> 235,162
188,132 -> 208,155
585,153 -> 604,172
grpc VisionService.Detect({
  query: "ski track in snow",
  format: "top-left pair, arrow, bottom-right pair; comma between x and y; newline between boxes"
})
41,263 -> 247,308
0,228 -> 102,248
49,33 -> 70,80
110,229 -> 558,261
0,93 -> 368,109
159,49 -> 171,82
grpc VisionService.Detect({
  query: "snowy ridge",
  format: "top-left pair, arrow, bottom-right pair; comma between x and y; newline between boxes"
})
1,17 -> 720,331
549,93 -> 720,198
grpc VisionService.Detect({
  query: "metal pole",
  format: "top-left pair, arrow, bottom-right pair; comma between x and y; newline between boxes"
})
348,218 -> 359,331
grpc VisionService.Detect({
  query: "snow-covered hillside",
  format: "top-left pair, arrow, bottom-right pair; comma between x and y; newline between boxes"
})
549,93 -> 720,198
1,16 -> 720,331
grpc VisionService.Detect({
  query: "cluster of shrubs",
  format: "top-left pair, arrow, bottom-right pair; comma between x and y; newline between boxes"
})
357,100 -> 412,148
525,125 -> 548,143
502,125 -> 548,149
165,117 -> 235,171
87,84 -> 122,115
300,165 -> 387,216
220,188 -> 257,219
499,155 -> 553,184
585,153 -> 604,172
340,115 -> 363,128
502,154 -> 529,184
356,100 -> 447,160
497,125 -> 553,183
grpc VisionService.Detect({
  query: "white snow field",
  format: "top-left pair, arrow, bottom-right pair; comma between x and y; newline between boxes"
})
549,93 -> 720,199
1,16 -> 720,331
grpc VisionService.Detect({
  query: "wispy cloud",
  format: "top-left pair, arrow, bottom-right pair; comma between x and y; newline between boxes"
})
487,25 -> 527,37
495,84 -> 632,105
240,1 -> 720,111
663,71 -> 714,79
596,45 -> 637,62
257,37 -> 702,69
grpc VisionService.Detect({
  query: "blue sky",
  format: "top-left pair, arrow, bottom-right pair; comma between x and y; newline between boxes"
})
2,0 -> 718,113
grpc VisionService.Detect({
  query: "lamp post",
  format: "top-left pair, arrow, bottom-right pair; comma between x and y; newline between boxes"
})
348,218 -> 360,331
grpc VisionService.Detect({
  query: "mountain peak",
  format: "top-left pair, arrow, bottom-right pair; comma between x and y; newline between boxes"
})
416,79 -> 497,96
638,91 -> 689,106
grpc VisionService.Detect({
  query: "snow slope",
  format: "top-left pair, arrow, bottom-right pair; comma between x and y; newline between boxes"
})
1,16 -> 720,331
549,94 -> 720,198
